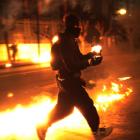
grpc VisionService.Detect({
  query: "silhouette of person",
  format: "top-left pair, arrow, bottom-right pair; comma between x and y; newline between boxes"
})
10,43 -> 18,62
37,14 -> 112,140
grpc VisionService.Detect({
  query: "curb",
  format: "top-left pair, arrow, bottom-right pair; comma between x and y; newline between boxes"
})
0,62 -> 51,76
0,62 -> 35,69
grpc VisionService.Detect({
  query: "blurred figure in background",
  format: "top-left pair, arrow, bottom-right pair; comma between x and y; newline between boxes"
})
9,43 -> 18,62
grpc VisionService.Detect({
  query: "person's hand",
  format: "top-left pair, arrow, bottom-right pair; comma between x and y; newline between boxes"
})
89,56 -> 103,66
86,52 -> 94,59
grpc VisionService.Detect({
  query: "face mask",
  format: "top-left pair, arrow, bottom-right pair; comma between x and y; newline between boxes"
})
67,27 -> 81,38
72,27 -> 81,38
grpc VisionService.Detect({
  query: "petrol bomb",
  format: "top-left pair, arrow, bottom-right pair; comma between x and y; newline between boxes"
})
91,44 -> 102,55
90,44 -> 103,65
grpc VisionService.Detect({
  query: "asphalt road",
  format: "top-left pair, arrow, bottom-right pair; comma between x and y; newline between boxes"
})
0,67 -> 56,110
0,51 -> 139,140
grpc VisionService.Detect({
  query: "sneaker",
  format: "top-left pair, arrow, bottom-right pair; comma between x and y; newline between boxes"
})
36,125 -> 48,140
94,127 -> 113,140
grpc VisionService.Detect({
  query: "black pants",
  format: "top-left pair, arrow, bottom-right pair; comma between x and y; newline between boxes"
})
47,77 -> 99,132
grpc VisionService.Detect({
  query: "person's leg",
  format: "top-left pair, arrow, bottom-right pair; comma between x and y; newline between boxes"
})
75,86 -> 100,132
47,91 -> 74,127
12,52 -> 15,62
74,86 -> 113,139
37,91 -> 74,140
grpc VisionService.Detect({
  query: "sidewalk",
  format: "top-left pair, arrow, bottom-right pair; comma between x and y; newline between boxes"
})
0,61 -> 34,69
0,61 -> 50,75
0,49 -> 139,75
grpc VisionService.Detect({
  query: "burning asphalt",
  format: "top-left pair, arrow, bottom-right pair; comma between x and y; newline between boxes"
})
0,76 -> 133,140
0,49 -> 140,140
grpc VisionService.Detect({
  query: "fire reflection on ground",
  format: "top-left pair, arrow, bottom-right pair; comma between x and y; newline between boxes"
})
0,77 -> 133,140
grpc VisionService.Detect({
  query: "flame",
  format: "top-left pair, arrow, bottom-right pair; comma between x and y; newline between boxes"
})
5,63 -> 12,68
0,77 -> 133,139
91,45 -> 102,54
118,76 -> 132,81
7,93 -> 14,98
52,35 -> 59,44
18,43 -> 52,66
12,43 -> 51,65
95,78 -> 133,112
0,96 -> 88,140
111,82 -> 120,92
1,43 -> 52,65
0,96 -> 56,140
117,8 -> 127,15
32,52 -> 51,63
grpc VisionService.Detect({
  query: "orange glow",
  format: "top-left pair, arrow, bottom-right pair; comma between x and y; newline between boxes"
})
111,82 -> 120,93
0,45 -> 8,61
0,96 -> 90,140
0,43 -> 52,66
118,76 -> 132,81
7,93 -> 14,98
0,77 -> 133,139
52,35 -> 59,44
17,43 -> 51,63
5,63 -> 12,68
95,78 -> 133,112
91,45 -> 102,54
96,93 -> 125,103
0,96 -> 55,140
117,8 -> 127,15
32,52 -> 51,63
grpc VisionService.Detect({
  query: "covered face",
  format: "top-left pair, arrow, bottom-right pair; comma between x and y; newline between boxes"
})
64,14 -> 81,38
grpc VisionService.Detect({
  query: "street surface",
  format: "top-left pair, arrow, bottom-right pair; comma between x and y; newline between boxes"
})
0,50 -> 140,140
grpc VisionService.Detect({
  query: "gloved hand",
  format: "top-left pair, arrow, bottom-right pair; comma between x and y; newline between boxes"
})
89,56 -> 103,66
86,52 -> 94,59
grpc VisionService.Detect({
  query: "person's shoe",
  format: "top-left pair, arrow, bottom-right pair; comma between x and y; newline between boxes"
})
36,124 -> 48,140
94,127 -> 113,140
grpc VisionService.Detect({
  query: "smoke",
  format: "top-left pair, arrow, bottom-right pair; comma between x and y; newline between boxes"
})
39,0 -> 94,16
38,0 -> 63,16
69,0 -> 78,8
80,0 -> 93,12
67,0 -> 93,12
1,0 -> 22,31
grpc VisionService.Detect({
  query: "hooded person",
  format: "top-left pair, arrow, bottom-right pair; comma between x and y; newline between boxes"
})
36,14 -> 112,140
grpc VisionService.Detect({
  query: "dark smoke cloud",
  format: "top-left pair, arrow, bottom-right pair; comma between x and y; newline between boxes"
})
0,0 -> 22,31
40,0 -> 93,15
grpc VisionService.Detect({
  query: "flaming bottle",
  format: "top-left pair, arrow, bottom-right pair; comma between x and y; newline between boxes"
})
91,44 -> 102,59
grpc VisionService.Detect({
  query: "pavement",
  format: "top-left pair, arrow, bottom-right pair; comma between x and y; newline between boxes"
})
0,61 -> 50,75
0,61 -> 33,68
0,50 -> 140,140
